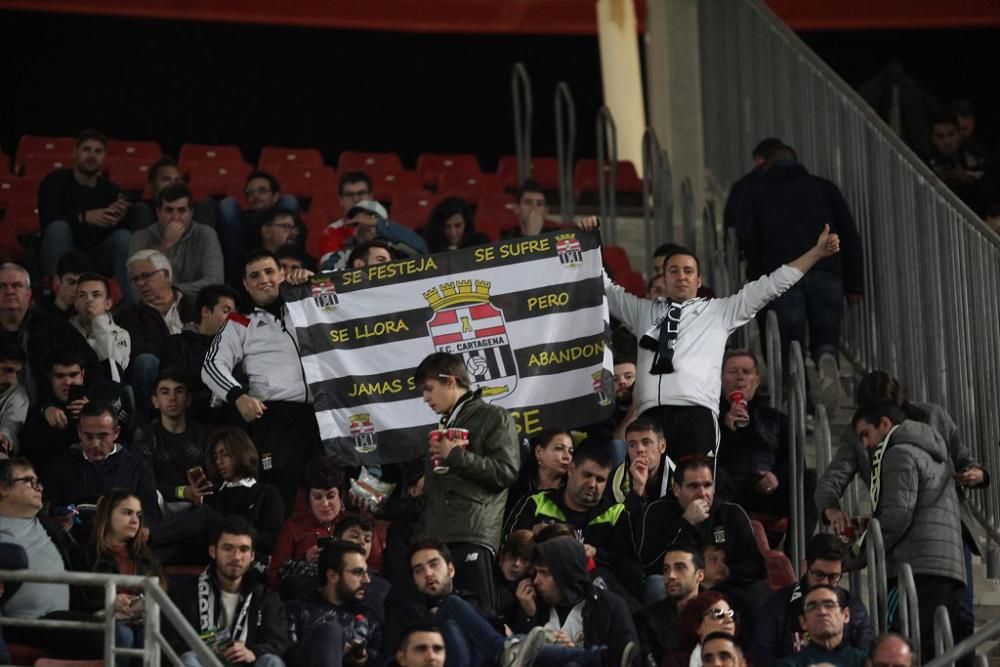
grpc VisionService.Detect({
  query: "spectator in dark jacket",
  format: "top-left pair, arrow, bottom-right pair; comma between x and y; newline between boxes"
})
777,585 -> 866,667
638,457 -> 765,594
116,249 -> 198,419
722,137 -> 783,230
749,534 -> 873,664
160,284 -> 239,423
0,263 -> 101,405
41,401 -> 161,534
716,350 -> 816,544
37,129 -> 133,292
37,250 -> 92,320
736,144 -> 864,410
633,544 -> 705,666
285,540 -> 382,667
166,516 -> 289,665
19,349 -> 91,472
505,442 -> 641,597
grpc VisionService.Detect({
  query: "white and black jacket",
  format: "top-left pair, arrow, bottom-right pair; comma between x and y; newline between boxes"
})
202,305 -> 309,405
604,265 -> 802,417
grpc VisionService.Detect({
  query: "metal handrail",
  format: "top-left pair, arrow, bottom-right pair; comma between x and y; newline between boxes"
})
815,404 -> 832,480
898,562 -> 921,663
642,127 -> 662,277
864,518 -> 889,636
554,81 -> 576,223
680,177 -> 695,255
925,618 -> 1000,667
764,310 -> 782,409
787,341 -> 807,567
934,605 -> 955,667
595,106 -> 619,245
510,63 -> 533,185
0,569 -> 223,667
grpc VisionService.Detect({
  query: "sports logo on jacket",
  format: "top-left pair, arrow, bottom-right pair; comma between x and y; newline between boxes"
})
349,412 -> 377,454
591,369 -> 613,407
424,280 -> 518,400
556,233 -> 583,268
310,275 -> 339,312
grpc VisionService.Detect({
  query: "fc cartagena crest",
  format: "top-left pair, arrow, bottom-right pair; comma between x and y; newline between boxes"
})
591,369 -> 614,407
424,280 -> 518,400
556,232 -> 584,269
310,275 -> 339,312
349,412 -> 377,454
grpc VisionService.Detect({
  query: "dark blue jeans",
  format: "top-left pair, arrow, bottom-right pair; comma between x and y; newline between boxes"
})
435,595 -> 602,667
767,269 -> 844,364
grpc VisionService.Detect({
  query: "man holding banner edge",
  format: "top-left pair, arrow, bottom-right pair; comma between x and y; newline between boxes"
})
576,216 -> 841,472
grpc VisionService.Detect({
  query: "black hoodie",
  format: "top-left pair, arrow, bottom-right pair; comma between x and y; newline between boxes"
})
517,537 -> 639,666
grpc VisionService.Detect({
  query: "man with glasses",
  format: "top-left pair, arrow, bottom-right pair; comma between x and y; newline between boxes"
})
750,533 -> 873,664
41,400 -> 160,533
217,170 -> 300,283
0,457 -> 106,658
129,183 -> 224,300
285,540 -> 383,666
0,263 -> 99,405
778,585 -> 866,667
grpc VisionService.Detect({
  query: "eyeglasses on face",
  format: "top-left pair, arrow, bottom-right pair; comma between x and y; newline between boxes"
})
245,186 -> 273,196
11,475 -> 42,490
129,269 -> 166,285
809,569 -> 842,584
804,599 -> 842,613
703,607 -> 736,621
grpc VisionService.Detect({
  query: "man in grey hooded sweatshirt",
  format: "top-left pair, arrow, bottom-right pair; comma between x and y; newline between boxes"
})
853,401 -> 965,662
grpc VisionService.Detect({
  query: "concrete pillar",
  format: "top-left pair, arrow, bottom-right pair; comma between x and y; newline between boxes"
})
596,0 -> 647,175
644,0 -> 706,246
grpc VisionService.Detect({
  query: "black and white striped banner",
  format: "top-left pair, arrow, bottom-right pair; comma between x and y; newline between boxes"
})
284,229 -> 614,465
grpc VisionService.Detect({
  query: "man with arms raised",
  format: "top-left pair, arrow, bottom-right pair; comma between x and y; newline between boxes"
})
577,216 -> 840,461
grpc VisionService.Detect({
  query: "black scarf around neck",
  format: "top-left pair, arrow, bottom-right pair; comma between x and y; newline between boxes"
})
639,301 -> 682,374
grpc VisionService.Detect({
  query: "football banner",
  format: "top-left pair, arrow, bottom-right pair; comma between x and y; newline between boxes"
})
284,229 -> 614,465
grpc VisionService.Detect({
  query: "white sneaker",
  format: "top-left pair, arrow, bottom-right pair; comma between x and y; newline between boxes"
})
620,641 -> 638,667
501,626 -> 547,667
817,353 -> 842,413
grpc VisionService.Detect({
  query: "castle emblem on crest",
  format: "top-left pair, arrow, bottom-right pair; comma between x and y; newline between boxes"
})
424,280 -> 518,400
556,233 -> 583,269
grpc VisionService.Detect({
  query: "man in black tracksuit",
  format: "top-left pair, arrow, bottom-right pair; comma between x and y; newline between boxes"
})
638,457 -> 764,588
512,536 -> 638,666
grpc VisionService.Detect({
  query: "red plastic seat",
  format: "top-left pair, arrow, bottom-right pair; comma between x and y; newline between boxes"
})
178,143 -> 244,167
0,175 -> 18,209
368,169 -> 424,199
573,159 -> 643,199
0,148 -> 10,175
390,191 -> 443,229
21,153 -> 74,178
416,153 -> 481,190
259,146 -> 325,172
16,135 -> 75,174
8,643 -> 49,663
4,198 -> 39,232
437,172 -> 503,203
105,156 -> 152,193
185,161 -> 253,199
497,155 -> 561,192
35,659 -> 104,667
619,270 -> 647,297
106,139 -> 162,161
0,176 -> 40,211
475,192 -> 518,232
271,164 -> 338,199
602,245 -> 633,278
337,150 -> 403,173
750,519 -> 797,590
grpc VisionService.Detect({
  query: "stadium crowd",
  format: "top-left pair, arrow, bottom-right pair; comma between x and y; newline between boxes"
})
0,127 -> 989,667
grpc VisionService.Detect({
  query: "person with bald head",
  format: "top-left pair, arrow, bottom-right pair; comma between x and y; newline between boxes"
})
866,634 -> 914,667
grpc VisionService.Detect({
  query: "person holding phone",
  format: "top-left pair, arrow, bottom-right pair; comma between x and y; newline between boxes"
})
19,350 -> 90,472
84,489 -> 167,666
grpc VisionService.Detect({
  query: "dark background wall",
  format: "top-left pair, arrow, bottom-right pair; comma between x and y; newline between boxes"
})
1,10 -> 996,168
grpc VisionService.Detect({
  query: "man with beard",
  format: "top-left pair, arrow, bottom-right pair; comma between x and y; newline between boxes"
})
633,545 -> 705,665
202,249 -> 320,508
778,586 -> 866,667
285,541 -> 382,667
381,540 -> 545,667
168,516 -> 289,665
38,128 -> 133,293
505,442 -> 641,596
